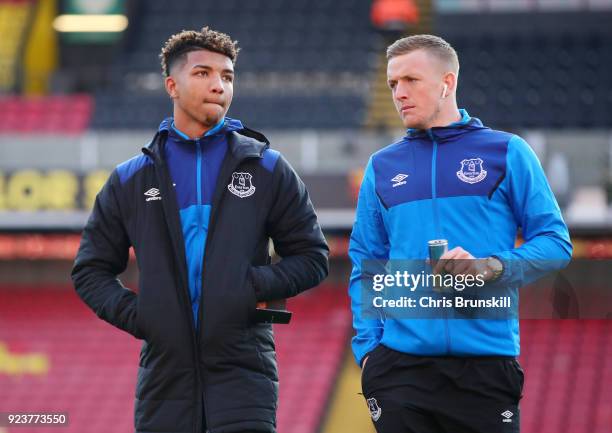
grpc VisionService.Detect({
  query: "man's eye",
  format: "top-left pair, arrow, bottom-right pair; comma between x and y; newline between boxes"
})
223,76 -> 233,82
196,71 -> 207,76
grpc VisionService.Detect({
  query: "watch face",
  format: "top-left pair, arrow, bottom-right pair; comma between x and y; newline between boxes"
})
489,258 -> 502,272
488,257 -> 503,278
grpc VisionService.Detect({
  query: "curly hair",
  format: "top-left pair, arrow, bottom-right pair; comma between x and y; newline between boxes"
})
159,26 -> 239,77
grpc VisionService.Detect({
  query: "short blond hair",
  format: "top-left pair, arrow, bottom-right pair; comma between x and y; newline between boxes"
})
387,34 -> 459,73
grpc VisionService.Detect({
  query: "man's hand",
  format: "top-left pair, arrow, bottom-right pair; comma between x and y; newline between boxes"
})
361,356 -> 369,370
432,247 -> 502,282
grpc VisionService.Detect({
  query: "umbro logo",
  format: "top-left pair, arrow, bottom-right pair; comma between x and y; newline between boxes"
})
144,188 -> 162,201
391,173 -> 409,188
501,410 -> 513,423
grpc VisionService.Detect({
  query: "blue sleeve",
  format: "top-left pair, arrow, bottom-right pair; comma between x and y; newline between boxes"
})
348,158 -> 389,366
492,135 -> 573,287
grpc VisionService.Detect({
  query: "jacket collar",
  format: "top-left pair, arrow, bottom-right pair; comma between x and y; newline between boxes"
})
405,109 -> 487,142
171,118 -> 225,139
158,116 -> 243,140
144,117 -> 269,161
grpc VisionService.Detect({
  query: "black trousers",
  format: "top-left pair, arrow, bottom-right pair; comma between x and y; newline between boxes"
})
361,345 -> 524,433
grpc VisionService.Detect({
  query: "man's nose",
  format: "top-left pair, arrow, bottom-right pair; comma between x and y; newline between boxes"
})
209,74 -> 224,94
394,82 -> 408,101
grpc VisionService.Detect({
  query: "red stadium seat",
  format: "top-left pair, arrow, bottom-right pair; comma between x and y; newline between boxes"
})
0,285 -> 351,433
2,287 -> 610,433
519,320 -> 611,433
0,95 -> 93,134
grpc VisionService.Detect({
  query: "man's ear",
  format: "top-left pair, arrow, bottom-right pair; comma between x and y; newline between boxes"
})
442,71 -> 457,97
165,76 -> 178,99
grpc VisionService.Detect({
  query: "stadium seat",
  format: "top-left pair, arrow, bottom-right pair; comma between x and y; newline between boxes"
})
90,0 -> 376,130
0,95 -> 93,133
519,320 -> 612,433
452,31 -> 612,128
0,285 -> 351,433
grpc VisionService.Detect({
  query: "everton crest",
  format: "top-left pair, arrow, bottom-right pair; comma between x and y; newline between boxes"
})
228,172 -> 256,198
367,398 -> 382,421
456,158 -> 487,184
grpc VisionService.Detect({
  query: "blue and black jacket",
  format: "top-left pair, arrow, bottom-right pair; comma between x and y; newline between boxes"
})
349,109 -> 572,366
72,118 -> 329,433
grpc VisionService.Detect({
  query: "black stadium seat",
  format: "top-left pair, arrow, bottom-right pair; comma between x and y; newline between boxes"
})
92,0 -> 376,130
452,31 -> 612,129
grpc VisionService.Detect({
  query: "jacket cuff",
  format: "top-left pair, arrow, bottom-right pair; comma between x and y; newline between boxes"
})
249,266 -> 276,301
489,252 -> 515,287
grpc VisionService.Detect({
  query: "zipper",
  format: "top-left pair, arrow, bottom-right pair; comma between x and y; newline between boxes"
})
195,140 -> 203,331
196,139 -> 210,431
427,130 -> 451,355
194,139 -> 209,432
196,143 -> 263,433
143,143 -> 204,433
428,130 -> 441,238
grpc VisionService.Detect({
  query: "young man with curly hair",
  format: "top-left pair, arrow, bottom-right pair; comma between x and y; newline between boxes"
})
73,27 -> 329,433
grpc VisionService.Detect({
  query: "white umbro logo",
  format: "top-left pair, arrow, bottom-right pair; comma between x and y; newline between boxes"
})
144,188 -> 162,201
501,410 -> 514,423
391,173 -> 409,188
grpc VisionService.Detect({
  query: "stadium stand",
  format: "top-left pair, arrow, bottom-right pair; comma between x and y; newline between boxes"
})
92,93 -> 367,130
519,320 -> 612,433
0,287 -> 137,433
0,95 -> 92,133
275,286 -> 351,433
451,31 -> 612,129
90,0 -> 378,130
2,287 -> 611,433
435,0 -> 612,13
0,285 -> 351,433
84,1 -> 612,131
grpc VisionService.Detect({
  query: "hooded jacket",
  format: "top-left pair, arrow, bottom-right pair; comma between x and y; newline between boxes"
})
349,109 -> 572,366
72,119 -> 329,433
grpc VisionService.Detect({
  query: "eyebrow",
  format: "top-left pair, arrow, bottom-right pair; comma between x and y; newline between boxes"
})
388,74 -> 420,86
191,64 -> 234,74
390,73 -> 420,81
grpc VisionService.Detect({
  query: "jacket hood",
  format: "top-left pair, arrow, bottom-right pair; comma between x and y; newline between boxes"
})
158,116 -> 244,138
405,109 -> 488,143
144,117 -> 270,161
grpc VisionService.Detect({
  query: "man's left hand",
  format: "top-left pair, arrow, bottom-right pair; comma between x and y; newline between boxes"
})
432,247 -> 501,282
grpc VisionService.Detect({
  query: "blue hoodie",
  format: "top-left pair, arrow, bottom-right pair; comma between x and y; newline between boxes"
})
348,109 -> 572,365
160,116 -> 244,327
